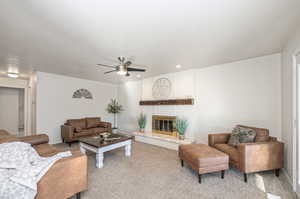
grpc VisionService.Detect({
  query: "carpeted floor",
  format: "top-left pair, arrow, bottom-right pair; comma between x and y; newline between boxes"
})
55,141 -> 296,199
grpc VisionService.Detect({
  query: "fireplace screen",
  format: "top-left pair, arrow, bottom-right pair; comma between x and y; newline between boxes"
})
152,115 -> 177,136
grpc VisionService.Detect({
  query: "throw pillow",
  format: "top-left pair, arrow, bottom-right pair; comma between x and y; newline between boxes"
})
75,127 -> 82,133
227,127 -> 240,147
227,127 -> 257,147
238,127 -> 256,143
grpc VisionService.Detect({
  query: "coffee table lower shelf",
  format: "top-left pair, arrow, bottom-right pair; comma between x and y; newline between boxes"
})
79,139 -> 132,168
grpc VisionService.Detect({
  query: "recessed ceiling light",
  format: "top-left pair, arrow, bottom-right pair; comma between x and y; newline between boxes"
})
136,74 -> 141,78
176,64 -> 181,69
7,72 -> 19,78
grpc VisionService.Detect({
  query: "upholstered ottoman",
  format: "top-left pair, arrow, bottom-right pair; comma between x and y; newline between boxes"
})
179,144 -> 229,183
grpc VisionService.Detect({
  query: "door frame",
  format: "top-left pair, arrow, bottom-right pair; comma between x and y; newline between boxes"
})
0,77 -> 32,136
292,47 -> 300,195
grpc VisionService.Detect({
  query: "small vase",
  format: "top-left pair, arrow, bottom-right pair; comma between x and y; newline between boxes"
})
179,135 -> 185,140
139,128 -> 145,133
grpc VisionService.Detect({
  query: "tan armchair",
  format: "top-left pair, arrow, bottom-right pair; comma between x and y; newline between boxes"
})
208,125 -> 284,182
0,130 -> 87,199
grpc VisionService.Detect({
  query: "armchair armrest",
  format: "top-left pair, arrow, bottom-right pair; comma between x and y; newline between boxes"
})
35,151 -> 88,199
237,141 -> 284,173
19,134 -> 49,146
208,133 -> 231,147
61,125 -> 74,142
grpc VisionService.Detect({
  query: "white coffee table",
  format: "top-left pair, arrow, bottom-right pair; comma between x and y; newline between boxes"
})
79,134 -> 133,168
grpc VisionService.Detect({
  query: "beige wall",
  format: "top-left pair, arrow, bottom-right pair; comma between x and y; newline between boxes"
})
281,26 -> 300,181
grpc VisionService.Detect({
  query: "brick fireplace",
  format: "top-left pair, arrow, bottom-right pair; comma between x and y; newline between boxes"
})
133,115 -> 193,150
152,115 -> 177,137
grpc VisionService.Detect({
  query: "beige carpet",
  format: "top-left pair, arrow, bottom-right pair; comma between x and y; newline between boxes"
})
56,141 -> 296,199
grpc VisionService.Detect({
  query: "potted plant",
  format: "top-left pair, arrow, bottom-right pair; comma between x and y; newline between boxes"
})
176,118 -> 188,140
106,99 -> 123,129
138,113 -> 147,133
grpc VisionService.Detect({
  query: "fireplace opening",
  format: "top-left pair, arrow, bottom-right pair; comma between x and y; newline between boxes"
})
152,115 -> 177,137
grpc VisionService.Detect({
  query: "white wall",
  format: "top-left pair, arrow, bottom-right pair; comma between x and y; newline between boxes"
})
0,87 -> 20,134
281,26 -> 300,180
36,72 -> 117,144
118,54 -> 281,143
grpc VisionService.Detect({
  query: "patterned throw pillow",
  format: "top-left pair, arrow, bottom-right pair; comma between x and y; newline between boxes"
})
227,127 -> 240,147
227,127 -> 256,147
238,127 -> 256,143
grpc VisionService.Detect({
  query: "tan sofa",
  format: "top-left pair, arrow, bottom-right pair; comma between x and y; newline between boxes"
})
0,129 -> 87,199
61,117 -> 112,146
208,125 -> 284,182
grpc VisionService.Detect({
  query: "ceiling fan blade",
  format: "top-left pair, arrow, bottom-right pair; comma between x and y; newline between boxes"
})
127,67 -> 146,72
97,64 -> 116,68
104,70 -> 117,74
130,63 -> 148,68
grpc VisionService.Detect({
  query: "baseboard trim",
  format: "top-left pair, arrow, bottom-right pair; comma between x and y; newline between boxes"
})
117,128 -> 136,134
282,168 -> 293,188
282,168 -> 298,199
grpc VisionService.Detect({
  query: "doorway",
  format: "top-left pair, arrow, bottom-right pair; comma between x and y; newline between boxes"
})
0,87 -> 25,136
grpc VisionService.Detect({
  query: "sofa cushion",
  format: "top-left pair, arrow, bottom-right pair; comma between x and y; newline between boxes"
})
73,130 -> 96,137
237,125 -> 269,142
67,119 -> 86,129
89,127 -> 107,134
86,117 -> 101,128
214,144 -> 239,162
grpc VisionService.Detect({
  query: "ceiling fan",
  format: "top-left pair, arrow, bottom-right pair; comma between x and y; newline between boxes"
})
97,56 -> 146,76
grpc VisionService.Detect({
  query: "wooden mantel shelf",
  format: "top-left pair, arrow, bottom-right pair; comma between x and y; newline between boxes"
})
139,98 -> 194,106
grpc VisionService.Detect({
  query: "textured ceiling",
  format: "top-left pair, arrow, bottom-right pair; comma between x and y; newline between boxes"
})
0,0 -> 300,83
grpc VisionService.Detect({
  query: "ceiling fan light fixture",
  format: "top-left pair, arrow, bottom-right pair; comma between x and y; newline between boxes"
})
97,56 -> 146,76
117,70 -> 127,75
117,64 -> 127,75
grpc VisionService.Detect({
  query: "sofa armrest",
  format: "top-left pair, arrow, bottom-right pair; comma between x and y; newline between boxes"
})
208,133 -> 231,147
35,151 -> 88,199
61,125 -> 74,141
237,141 -> 284,173
19,134 -> 49,145
97,122 -> 112,132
